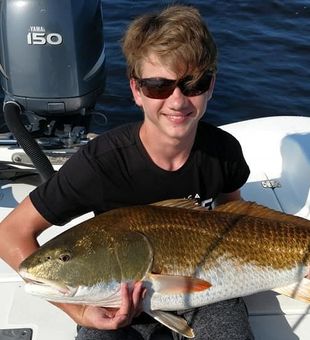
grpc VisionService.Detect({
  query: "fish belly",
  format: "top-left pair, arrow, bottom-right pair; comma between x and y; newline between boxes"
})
146,258 -> 308,311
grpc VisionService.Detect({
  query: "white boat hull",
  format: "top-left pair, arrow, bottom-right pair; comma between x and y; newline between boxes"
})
1,115 -> 310,339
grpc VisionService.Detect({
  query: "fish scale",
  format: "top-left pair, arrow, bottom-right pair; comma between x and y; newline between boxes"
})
19,199 -> 310,338
112,205 -> 309,273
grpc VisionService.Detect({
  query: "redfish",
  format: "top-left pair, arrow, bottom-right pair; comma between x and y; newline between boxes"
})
19,199 -> 310,338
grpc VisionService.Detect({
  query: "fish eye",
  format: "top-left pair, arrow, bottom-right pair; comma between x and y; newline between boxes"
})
59,253 -> 71,262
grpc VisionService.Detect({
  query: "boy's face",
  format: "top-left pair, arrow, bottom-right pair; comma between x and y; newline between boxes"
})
130,54 -> 215,142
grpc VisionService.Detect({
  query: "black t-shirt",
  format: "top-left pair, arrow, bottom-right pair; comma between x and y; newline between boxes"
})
30,121 -> 250,225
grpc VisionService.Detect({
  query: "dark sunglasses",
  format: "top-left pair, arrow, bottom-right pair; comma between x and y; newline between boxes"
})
135,71 -> 214,99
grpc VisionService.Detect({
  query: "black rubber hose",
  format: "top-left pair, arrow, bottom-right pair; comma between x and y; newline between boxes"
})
3,101 -> 55,182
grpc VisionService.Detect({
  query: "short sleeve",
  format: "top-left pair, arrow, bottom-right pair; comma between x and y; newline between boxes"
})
219,132 -> 250,193
29,143 -> 104,225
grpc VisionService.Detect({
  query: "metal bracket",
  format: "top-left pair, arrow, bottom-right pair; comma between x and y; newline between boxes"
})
12,151 -> 73,166
261,179 -> 281,189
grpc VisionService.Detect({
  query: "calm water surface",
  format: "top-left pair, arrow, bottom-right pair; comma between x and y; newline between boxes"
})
1,0 -> 309,132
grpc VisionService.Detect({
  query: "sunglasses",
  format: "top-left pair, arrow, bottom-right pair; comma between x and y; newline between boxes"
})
135,71 -> 214,99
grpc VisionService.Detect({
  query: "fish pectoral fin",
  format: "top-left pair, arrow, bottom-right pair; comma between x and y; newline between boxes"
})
149,273 -> 212,294
272,278 -> 310,303
146,310 -> 194,338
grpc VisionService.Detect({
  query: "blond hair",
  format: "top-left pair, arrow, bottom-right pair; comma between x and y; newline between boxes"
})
122,5 -> 217,81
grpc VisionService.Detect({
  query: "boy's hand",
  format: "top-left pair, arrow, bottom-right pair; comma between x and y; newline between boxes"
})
56,281 -> 145,330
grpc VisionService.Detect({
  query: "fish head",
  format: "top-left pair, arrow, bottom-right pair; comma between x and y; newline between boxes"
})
19,245 -> 79,298
18,227 -> 153,304
18,238 -> 119,301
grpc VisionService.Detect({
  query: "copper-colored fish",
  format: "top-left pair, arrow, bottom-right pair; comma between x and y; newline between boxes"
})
19,199 -> 310,338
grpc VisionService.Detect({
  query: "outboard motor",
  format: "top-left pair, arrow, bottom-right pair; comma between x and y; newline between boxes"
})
0,0 -> 106,181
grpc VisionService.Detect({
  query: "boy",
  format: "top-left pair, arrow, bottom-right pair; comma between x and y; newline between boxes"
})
0,5 -> 254,339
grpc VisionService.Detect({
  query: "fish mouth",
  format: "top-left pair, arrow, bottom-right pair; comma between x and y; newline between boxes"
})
19,270 -> 74,296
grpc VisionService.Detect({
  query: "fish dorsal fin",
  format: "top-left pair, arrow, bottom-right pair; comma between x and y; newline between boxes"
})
146,310 -> 195,338
214,201 -> 310,227
272,278 -> 310,304
150,198 -> 207,212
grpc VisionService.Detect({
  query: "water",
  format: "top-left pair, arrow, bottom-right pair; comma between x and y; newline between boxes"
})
1,0 -> 310,132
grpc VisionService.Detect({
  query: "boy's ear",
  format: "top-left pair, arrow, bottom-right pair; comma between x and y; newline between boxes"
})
130,78 -> 143,106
